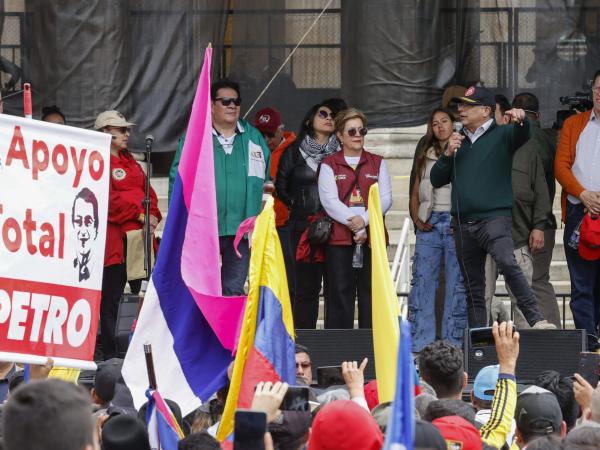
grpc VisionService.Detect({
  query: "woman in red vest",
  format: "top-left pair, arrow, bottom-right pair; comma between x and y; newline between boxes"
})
318,108 -> 392,328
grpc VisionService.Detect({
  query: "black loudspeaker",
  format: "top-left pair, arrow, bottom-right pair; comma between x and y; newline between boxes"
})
115,294 -> 140,358
295,329 -> 376,380
464,329 -> 586,384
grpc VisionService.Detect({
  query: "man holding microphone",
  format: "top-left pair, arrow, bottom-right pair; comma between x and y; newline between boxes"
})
430,86 -> 555,330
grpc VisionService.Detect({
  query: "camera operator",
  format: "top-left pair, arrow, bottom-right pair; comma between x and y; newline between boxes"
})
430,85 -> 554,330
555,69 -> 600,351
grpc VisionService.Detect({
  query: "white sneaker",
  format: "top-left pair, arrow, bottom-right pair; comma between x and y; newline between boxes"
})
532,320 -> 557,330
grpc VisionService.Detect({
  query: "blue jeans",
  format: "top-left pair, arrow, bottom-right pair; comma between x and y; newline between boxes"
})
220,235 -> 250,296
408,212 -> 467,352
564,202 -> 600,350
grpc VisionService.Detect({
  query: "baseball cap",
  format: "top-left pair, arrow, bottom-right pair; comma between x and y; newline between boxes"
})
579,214 -> 600,261
432,415 -> 483,450
94,110 -> 135,130
473,364 -> 499,401
515,386 -> 563,437
451,85 -> 495,108
307,400 -> 383,450
254,107 -> 282,135
414,419 -> 447,450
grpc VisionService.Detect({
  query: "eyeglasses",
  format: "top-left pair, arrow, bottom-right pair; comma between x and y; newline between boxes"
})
346,127 -> 368,137
215,97 -> 242,107
296,362 -> 311,370
592,87 -> 600,94
317,109 -> 334,119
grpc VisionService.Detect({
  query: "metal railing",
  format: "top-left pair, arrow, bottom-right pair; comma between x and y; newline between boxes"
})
391,218 -> 411,318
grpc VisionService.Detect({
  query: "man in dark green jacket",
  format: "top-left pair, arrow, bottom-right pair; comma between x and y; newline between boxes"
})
430,85 -> 554,330
168,79 -> 270,295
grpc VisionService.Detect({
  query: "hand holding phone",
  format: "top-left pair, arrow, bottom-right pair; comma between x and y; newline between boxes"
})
281,386 -> 310,412
316,366 -> 344,386
251,381 -> 288,422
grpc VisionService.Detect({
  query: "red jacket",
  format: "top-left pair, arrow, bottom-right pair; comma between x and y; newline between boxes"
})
321,150 -> 387,246
271,131 -> 296,228
105,150 -> 162,266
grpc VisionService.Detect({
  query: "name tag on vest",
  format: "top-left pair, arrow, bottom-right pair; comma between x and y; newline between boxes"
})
248,141 -> 266,179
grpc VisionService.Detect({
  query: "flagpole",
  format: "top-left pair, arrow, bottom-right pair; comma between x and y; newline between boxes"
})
144,344 -> 158,390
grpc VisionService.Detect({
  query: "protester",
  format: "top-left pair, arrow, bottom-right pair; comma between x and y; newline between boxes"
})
0,362 -> 16,403
512,92 -> 561,328
433,415 -> 483,450
101,414 -> 151,450
295,343 -> 313,385
307,400 -> 383,450
91,359 -> 122,414
562,426 -> 600,449
513,386 -> 566,448
424,399 -> 477,425
318,108 -> 392,328
276,102 -> 337,328
168,79 -> 270,296
485,94 -> 553,328
430,85 -> 554,330
96,110 -> 162,360
254,107 -> 297,299
524,434 -> 563,449
418,340 -> 467,400
177,431 -> 221,450
41,104 -> 66,124
555,69 -> 600,351
408,106 -> 467,352
3,379 -> 95,450
535,370 -> 578,431
414,419 -> 447,450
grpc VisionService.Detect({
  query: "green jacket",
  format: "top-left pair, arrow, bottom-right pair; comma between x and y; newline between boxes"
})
168,119 -> 270,236
511,136 -> 551,249
430,118 -> 531,222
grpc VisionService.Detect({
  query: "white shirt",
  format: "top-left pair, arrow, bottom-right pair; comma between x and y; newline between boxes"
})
568,110 -> 600,204
212,122 -> 245,155
318,156 -> 392,233
464,118 -> 494,144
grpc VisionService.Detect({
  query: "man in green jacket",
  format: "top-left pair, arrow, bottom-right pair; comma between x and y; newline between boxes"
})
430,85 -> 554,330
169,79 -> 270,295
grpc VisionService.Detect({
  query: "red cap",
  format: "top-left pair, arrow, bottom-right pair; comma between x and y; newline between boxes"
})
579,214 -> 600,261
432,416 -> 483,450
254,107 -> 282,134
308,400 -> 383,450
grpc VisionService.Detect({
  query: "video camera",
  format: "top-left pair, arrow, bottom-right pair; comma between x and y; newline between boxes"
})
554,89 -> 593,129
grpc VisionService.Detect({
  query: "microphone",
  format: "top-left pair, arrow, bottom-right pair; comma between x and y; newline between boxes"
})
145,135 -> 154,147
452,121 -> 463,154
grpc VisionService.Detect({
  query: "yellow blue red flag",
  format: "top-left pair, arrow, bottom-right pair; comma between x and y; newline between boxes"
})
217,197 -> 295,443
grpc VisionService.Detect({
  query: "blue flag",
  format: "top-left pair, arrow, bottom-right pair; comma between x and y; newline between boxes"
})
384,319 -> 415,450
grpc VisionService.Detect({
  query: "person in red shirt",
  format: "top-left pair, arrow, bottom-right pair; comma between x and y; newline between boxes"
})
254,107 -> 296,298
94,110 -> 162,359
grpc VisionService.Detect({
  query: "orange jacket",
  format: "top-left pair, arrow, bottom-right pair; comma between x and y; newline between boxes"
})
271,131 -> 296,227
555,110 -> 593,223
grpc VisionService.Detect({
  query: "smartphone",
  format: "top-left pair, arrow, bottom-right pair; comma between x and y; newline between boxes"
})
317,365 -> 344,386
234,410 -> 266,450
469,326 -> 515,348
578,352 -> 600,388
281,386 -> 310,412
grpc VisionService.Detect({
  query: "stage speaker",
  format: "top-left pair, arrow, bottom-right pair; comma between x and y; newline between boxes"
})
464,329 -> 586,384
295,329 -> 376,380
115,294 -> 140,358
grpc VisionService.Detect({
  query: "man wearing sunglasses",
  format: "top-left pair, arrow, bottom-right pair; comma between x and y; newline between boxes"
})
169,79 -> 270,296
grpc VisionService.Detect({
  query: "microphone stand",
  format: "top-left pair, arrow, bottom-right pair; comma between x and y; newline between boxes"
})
142,136 -> 154,279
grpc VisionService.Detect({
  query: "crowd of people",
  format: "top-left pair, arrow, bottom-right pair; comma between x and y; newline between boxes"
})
3,321 -> 600,449
1,59 -> 600,449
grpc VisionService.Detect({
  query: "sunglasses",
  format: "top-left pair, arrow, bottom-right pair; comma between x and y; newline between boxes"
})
317,109 -> 334,119
215,97 -> 241,107
346,127 -> 368,137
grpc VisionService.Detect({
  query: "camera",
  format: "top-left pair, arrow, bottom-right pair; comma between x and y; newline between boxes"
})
554,87 -> 593,129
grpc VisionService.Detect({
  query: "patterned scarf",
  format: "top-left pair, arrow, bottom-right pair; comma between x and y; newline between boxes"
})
299,134 -> 340,166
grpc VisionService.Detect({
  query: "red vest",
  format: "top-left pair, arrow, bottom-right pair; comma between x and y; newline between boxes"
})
322,150 -> 388,246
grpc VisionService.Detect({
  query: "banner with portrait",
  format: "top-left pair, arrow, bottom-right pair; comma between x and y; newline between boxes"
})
0,115 -> 110,369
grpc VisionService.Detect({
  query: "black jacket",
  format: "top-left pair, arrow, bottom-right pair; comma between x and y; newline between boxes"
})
275,141 -> 322,224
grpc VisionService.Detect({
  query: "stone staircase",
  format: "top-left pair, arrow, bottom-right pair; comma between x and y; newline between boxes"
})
149,126 -> 574,329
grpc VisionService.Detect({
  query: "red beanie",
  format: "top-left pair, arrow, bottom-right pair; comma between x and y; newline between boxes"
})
308,400 -> 383,450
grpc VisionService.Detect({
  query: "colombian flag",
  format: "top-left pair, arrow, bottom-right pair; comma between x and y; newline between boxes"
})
216,197 -> 296,443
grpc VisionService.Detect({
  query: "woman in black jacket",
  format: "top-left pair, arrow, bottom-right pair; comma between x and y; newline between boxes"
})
276,102 -> 339,328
